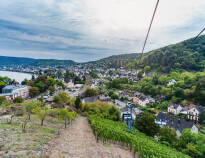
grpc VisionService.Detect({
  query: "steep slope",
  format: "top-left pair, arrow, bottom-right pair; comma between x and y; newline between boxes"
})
85,53 -> 142,68
44,116 -> 133,158
140,35 -> 205,72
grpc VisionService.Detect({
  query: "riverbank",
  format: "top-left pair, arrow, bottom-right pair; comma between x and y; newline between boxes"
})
0,71 -> 32,83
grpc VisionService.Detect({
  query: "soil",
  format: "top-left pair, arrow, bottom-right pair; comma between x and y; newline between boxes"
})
45,116 -> 134,158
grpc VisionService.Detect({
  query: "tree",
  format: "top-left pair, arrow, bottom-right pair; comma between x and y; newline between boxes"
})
0,96 -> 6,104
27,80 -> 34,87
152,73 -> 159,85
111,93 -> 119,100
24,101 -> 41,120
107,79 -> 121,89
134,112 -> 159,137
84,88 -> 98,97
0,81 -> 6,93
29,87 -> 39,98
144,66 -> 151,74
13,96 -> 23,103
48,86 -> 56,95
108,106 -> 120,121
182,143 -> 203,158
75,96 -> 82,110
46,77 -> 56,87
137,70 -> 143,80
199,111 -> 205,124
59,109 -> 76,128
35,81 -> 45,93
21,79 -> 28,85
57,71 -> 63,79
159,126 -> 177,146
35,106 -> 50,126
53,92 -> 70,107
53,95 -> 64,107
90,72 -> 98,78
57,80 -> 65,89
58,92 -> 70,104
177,129 -> 195,149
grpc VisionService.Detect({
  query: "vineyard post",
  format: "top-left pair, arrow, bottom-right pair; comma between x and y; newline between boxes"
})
40,136 -> 44,158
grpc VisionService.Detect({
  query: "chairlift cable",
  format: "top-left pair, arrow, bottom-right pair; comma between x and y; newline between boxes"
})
138,0 -> 160,63
192,27 -> 205,41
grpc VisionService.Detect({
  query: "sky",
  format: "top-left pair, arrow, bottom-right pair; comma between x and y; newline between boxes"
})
0,0 -> 204,62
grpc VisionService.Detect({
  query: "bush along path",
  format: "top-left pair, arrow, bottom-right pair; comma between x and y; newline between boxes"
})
44,116 -> 134,158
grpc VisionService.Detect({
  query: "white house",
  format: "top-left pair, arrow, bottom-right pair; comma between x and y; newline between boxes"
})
167,79 -> 176,86
0,85 -> 30,100
168,104 -> 183,115
187,104 -> 205,121
180,104 -> 205,121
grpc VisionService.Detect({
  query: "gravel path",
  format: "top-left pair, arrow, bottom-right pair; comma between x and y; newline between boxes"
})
45,116 -> 134,158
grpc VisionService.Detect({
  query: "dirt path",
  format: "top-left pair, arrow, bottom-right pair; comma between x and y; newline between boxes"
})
45,116 -> 134,158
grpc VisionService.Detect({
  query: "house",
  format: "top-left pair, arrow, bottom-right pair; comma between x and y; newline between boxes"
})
99,95 -> 111,102
168,104 -> 183,115
134,91 -> 141,97
74,84 -> 83,89
180,104 -> 205,121
133,91 -> 155,107
157,112 -> 198,137
67,82 -> 74,89
114,99 -> 126,109
187,104 -> 205,121
82,96 -> 98,103
167,79 -> 176,86
138,95 -> 155,106
0,85 -> 30,101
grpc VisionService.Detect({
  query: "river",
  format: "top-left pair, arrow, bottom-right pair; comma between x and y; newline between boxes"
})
0,71 -> 32,83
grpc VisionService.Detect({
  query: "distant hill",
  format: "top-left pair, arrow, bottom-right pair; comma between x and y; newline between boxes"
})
138,35 -> 205,72
31,59 -> 76,67
85,53 -> 142,68
0,56 -> 76,67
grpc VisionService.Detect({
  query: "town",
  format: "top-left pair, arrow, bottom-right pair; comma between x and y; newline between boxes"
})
0,0 -> 205,156
1,64 -> 205,138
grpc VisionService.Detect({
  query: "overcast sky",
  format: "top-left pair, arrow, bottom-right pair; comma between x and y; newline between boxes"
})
0,0 -> 204,62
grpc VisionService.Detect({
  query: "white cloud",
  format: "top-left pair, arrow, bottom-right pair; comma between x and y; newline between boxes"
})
0,0 -> 205,61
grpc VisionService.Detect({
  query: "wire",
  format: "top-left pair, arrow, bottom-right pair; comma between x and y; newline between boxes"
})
192,27 -> 205,41
139,0 -> 160,63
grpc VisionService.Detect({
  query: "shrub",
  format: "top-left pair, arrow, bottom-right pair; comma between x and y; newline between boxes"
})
13,96 -> 23,103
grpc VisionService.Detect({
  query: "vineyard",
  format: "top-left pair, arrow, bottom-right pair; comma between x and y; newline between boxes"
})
88,115 -> 191,158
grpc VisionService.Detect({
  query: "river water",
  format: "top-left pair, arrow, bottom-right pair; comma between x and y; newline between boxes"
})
0,71 -> 32,83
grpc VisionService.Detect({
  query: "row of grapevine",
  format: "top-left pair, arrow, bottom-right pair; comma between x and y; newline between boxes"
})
88,115 -> 191,158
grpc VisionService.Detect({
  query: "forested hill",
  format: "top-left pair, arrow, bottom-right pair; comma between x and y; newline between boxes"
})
139,35 -> 205,72
85,53 -> 142,68
0,56 -> 35,66
31,59 -> 76,67
0,56 -> 76,67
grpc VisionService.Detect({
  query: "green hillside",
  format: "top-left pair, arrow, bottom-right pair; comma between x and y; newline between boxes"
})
139,35 -> 205,72
86,53 -> 142,68
31,59 -> 76,67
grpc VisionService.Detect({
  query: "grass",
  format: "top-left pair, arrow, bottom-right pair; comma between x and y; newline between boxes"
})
0,115 -> 64,157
